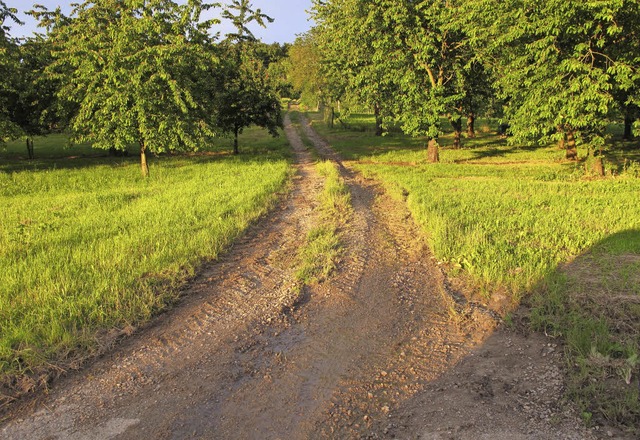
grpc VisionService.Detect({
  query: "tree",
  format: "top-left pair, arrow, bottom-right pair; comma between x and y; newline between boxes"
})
38,0 -> 219,177
463,0 -> 640,161
214,0 -> 282,155
607,3 -> 640,142
311,0 -> 489,157
214,45 -> 282,154
387,0 -> 478,155
311,0 -> 394,135
0,1 -> 22,143
287,32 -> 325,109
9,35 -> 66,159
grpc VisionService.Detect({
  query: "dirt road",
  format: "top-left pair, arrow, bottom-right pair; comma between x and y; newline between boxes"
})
1,115 -> 607,439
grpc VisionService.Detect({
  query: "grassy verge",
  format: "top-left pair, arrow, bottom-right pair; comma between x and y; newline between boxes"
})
309,111 -> 640,432
0,127 -> 291,388
295,161 -> 351,285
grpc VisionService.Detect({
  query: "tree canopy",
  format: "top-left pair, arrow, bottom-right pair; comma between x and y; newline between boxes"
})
213,0 -> 282,155
301,0 -> 640,161
310,0 -> 493,156
38,0 -> 221,176
0,1 -> 22,143
462,0 -> 640,157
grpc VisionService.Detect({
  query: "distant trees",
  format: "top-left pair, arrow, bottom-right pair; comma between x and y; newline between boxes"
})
214,0 -> 282,155
288,30 -> 345,127
0,1 -> 23,143
303,0 -> 640,162
310,0 -> 393,135
0,0 -> 287,174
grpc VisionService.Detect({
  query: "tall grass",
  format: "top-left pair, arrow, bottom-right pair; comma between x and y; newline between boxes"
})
0,128 -> 291,377
310,111 -> 640,431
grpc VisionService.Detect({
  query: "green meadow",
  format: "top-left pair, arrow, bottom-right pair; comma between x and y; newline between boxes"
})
309,112 -> 640,430
0,128 -> 291,379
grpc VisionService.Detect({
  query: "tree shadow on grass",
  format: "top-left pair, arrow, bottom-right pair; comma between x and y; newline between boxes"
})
0,144 -> 289,175
371,230 -> 639,438
527,229 -> 640,432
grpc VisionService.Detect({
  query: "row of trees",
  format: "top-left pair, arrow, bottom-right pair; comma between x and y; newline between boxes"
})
301,0 -> 640,162
0,0 -> 285,176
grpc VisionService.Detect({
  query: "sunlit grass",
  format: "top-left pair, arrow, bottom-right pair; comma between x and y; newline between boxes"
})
311,111 -> 640,431
0,127 -> 291,377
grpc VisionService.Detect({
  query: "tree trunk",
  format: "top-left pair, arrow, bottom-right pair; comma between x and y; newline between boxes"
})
466,113 -> 476,138
140,142 -> 149,178
233,127 -> 239,155
587,148 -> 605,176
374,103 -> 383,137
449,117 -> 463,149
556,125 -> 566,150
624,111 -> 634,140
26,137 -> 34,160
565,128 -> 578,161
592,157 -> 605,176
427,139 -> 440,163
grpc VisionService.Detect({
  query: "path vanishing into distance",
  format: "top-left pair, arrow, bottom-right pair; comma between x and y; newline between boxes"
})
1,115 -> 611,439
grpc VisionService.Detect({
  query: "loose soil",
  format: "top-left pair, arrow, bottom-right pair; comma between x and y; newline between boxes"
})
0,116 -> 618,439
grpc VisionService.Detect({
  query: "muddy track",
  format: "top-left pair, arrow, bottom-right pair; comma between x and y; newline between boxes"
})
1,115 -> 604,439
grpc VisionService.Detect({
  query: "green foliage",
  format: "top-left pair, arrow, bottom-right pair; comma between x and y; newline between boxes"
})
213,43 -> 283,154
463,0 -> 640,151
0,127 -> 291,377
309,0 -> 640,155
11,36 -> 64,140
221,0 -> 273,42
287,31 -> 332,109
39,0 -> 220,174
310,0 -> 496,149
213,2 -> 282,154
0,1 -> 23,142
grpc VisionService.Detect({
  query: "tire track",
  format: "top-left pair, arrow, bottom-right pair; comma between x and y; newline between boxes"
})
1,114 -> 512,440
1,114 -> 325,440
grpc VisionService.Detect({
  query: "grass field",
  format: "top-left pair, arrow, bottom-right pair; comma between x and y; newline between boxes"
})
0,128 -> 291,383
309,112 -> 640,431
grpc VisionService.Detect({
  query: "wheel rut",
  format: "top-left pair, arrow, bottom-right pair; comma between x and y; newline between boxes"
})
1,115 -> 597,440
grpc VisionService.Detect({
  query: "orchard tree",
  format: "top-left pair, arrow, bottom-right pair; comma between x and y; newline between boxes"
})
11,36 -> 65,159
215,0 -> 282,154
464,0 -> 640,161
388,0 -> 481,156
213,46 -> 282,154
311,0 -> 488,158
288,30 -> 345,127
39,0 -> 219,177
287,32 -> 323,108
607,3 -> 640,141
311,0 -> 395,135
0,1 -> 22,143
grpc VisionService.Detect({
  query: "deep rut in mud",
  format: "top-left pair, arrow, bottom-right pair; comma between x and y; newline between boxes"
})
1,115 -> 604,440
